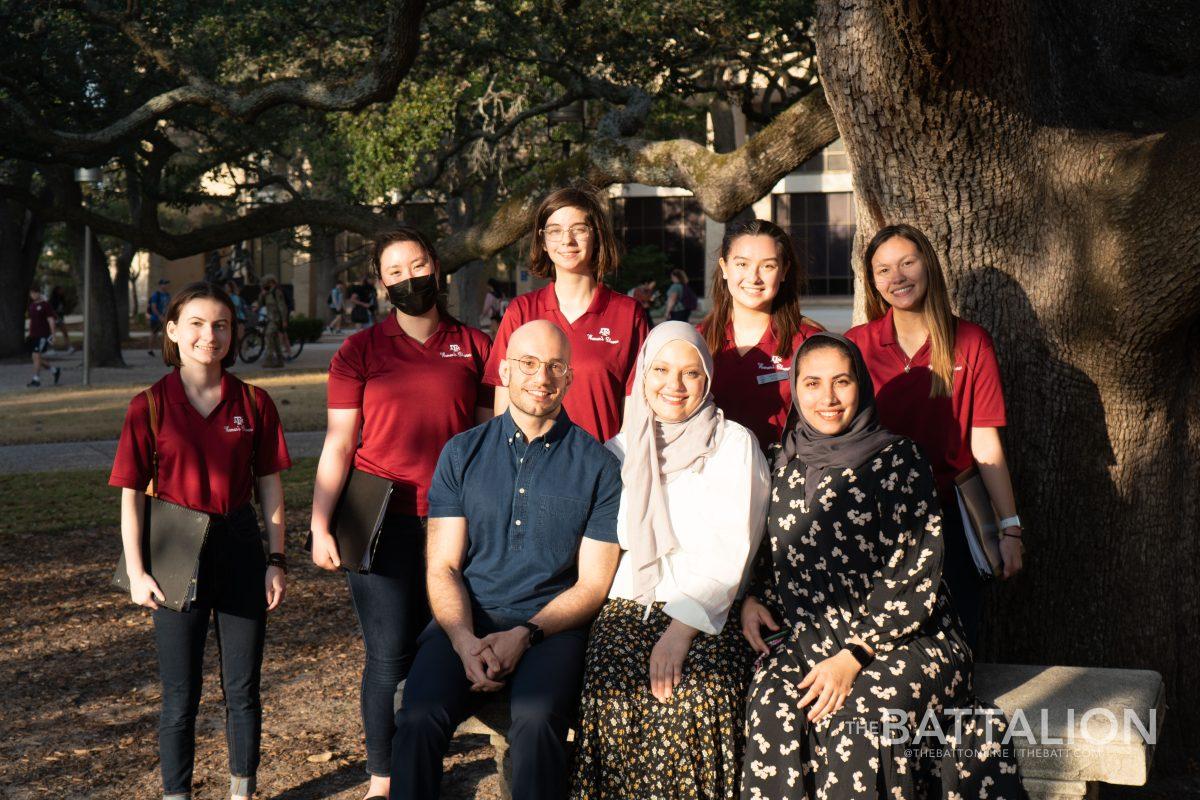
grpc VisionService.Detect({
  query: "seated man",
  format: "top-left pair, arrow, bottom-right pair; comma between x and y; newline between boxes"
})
391,320 -> 622,800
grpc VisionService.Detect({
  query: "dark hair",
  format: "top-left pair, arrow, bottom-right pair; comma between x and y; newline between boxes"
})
528,187 -> 622,280
371,225 -> 450,317
701,218 -> 811,358
795,334 -> 856,373
161,281 -> 239,369
669,268 -> 688,283
861,223 -> 955,398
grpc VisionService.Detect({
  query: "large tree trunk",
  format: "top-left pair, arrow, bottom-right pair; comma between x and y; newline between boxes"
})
65,220 -> 127,367
112,241 -> 134,343
0,164 -> 47,358
309,226 -> 339,323
815,0 -> 1200,767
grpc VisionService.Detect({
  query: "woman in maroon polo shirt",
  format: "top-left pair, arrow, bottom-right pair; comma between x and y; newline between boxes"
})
309,227 -> 493,800
485,186 -> 649,442
844,223 -> 1024,649
701,218 -> 824,451
110,281 -> 292,800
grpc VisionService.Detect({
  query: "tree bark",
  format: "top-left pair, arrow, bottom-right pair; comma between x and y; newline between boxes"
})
814,0 -> 1200,766
309,227 -> 339,322
0,164 -> 47,358
112,240 -> 134,343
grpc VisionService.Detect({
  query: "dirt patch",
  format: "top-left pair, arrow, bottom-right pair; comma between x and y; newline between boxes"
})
0,521 -> 501,799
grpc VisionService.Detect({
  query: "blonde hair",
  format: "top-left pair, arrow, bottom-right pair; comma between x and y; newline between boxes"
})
861,224 -> 956,398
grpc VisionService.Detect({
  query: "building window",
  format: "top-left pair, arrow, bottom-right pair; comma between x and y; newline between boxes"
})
613,196 -> 707,295
797,138 -> 850,174
773,192 -> 856,296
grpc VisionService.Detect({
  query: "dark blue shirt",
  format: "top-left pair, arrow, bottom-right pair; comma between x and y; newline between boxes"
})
427,409 -> 621,626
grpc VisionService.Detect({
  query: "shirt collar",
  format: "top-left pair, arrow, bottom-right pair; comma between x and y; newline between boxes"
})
380,311 -> 455,339
878,306 -> 898,346
534,282 -> 611,319
500,407 -> 573,446
164,368 -> 232,406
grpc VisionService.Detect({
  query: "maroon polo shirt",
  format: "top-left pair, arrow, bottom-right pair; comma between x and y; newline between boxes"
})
109,370 -> 292,515
483,284 -> 649,443
705,321 -> 824,451
327,313 -> 494,516
27,299 -> 55,339
844,307 -> 1007,498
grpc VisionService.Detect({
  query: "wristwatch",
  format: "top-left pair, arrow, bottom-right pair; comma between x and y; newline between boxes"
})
845,642 -> 874,669
267,552 -> 288,573
519,621 -> 544,646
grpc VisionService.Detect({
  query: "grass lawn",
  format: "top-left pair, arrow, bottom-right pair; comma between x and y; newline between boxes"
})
0,457 -> 319,537
0,371 -> 329,446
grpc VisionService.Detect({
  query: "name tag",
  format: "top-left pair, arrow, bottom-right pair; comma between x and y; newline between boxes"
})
756,370 -> 790,385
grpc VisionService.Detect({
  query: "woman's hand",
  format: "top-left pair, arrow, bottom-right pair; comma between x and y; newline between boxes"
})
129,571 -> 165,609
999,530 -> 1024,579
265,566 -> 287,611
310,529 -> 341,571
741,595 -> 780,655
649,621 -> 699,702
797,650 -> 862,723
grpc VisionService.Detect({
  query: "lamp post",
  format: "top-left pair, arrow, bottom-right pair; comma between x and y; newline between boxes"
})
74,167 -> 103,386
547,101 -> 586,159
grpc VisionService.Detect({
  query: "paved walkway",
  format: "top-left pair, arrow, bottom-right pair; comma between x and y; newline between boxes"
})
0,430 -> 327,475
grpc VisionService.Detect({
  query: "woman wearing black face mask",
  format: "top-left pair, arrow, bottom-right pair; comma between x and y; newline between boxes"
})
310,227 -> 494,800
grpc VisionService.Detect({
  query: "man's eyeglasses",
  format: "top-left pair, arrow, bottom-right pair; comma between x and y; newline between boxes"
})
541,224 -> 592,243
508,356 -> 570,379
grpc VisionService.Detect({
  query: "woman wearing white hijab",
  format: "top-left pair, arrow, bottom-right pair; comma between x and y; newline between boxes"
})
570,321 -> 770,800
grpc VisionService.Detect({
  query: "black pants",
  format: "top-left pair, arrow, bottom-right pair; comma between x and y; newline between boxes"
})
152,505 -> 266,799
390,622 -> 587,800
345,514 -> 431,776
940,491 -> 984,652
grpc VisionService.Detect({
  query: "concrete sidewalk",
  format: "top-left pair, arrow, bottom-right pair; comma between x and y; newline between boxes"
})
0,429 -> 327,475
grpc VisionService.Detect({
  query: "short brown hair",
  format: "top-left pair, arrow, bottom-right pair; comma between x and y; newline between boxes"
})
162,281 -> 239,369
528,187 -> 621,281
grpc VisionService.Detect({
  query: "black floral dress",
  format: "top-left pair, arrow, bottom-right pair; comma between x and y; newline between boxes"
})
742,440 -> 1024,800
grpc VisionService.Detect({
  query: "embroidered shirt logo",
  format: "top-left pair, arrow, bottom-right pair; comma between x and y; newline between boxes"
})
225,415 -> 254,434
440,343 -> 471,358
585,326 -> 620,345
757,355 -> 786,371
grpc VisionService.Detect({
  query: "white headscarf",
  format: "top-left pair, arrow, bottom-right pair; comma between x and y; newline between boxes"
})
620,321 -> 726,606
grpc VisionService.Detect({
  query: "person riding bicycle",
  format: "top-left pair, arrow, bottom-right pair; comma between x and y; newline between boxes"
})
258,275 -> 289,368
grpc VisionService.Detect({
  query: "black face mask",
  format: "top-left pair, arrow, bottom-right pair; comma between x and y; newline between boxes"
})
387,274 -> 439,316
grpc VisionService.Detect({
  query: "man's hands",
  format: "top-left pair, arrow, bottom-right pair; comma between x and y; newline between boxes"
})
648,621 -> 698,702
449,630 -> 506,692
473,627 -> 531,681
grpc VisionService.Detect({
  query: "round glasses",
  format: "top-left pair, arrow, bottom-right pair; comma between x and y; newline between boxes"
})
508,356 -> 570,379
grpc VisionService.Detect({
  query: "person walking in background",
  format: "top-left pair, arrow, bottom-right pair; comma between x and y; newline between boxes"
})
845,223 -> 1023,648
225,281 -> 248,344
627,279 -> 658,329
701,219 -> 824,452
571,322 -> 769,800
48,285 -> 75,354
110,281 -> 291,800
310,227 -> 493,800
485,186 -> 649,442
147,278 -> 171,357
480,279 -> 505,336
326,278 -> 347,333
662,269 -> 697,323
350,274 -> 375,329
26,285 -> 61,387
258,275 -> 289,369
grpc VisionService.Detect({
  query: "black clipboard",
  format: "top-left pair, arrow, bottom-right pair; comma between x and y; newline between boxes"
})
307,468 -> 394,573
112,496 -> 211,612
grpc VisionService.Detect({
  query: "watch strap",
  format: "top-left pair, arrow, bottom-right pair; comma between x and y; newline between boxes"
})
519,621 -> 544,645
846,642 -> 874,668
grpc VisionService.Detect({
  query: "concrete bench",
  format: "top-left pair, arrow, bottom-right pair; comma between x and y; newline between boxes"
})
454,663 -> 1165,800
974,663 -> 1165,800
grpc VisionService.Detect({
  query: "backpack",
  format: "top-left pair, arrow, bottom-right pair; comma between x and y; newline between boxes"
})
680,283 -> 699,312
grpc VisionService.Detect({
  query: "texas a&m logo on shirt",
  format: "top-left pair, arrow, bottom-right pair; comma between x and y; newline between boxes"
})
756,354 -> 786,372
440,343 -> 472,359
225,415 -> 254,434
585,326 -> 620,345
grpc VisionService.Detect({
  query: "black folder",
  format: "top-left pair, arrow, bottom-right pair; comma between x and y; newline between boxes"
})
112,496 -> 212,612
323,468 -> 394,573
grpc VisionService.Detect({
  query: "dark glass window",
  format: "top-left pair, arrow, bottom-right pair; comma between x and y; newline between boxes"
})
773,192 -> 856,296
613,196 -> 707,296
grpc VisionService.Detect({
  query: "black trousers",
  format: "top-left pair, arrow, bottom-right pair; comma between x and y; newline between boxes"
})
345,514 -> 431,776
940,491 -> 984,652
390,621 -> 587,800
151,505 -> 266,799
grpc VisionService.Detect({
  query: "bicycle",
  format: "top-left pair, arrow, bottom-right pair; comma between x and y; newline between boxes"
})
239,315 -> 303,364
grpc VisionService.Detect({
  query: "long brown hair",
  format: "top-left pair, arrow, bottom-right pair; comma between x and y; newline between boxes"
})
861,224 -> 956,398
701,218 -> 810,358
527,186 -> 622,281
162,281 -> 239,369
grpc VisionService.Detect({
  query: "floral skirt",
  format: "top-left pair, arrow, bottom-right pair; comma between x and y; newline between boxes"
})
570,598 -> 755,800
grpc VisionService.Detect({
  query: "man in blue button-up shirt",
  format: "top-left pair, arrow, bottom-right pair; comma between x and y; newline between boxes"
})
391,320 -> 622,800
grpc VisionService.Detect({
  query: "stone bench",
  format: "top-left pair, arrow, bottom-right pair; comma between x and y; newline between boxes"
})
454,663 -> 1165,800
974,663 -> 1165,800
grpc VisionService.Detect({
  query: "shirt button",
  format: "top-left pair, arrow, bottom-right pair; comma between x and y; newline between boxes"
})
519,488 -> 526,494
515,519 -> 522,526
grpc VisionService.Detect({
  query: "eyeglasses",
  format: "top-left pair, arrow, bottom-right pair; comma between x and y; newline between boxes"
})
541,224 -> 592,243
508,356 -> 570,379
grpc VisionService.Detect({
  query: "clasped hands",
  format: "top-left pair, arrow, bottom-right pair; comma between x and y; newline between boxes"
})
451,627 -> 531,691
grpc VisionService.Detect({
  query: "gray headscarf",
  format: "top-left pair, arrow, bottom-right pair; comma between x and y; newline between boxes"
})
775,332 -> 903,506
620,321 -> 725,607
